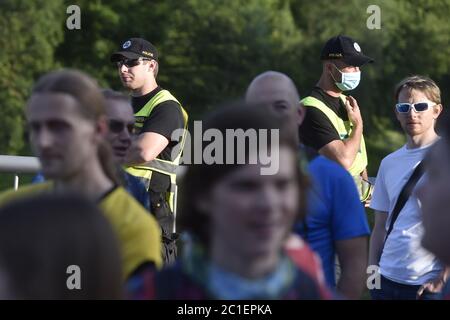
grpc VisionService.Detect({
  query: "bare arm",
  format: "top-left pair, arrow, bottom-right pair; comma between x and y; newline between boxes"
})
124,132 -> 169,166
368,211 -> 388,267
335,236 -> 368,299
318,96 -> 363,170
361,168 -> 369,181
319,132 -> 362,169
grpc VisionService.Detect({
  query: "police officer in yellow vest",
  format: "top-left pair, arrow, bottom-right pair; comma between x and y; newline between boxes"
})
299,35 -> 374,204
111,38 -> 188,264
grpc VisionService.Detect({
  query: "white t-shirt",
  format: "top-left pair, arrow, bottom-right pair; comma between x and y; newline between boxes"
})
370,143 -> 442,285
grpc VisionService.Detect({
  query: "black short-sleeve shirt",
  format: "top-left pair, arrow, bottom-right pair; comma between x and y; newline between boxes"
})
299,87 -> 348,151
132,87 -> 184,192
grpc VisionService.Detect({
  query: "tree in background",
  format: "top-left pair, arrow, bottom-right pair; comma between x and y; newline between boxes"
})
0,0 -> 448,176
0,0 -> 64,155
159,0 -> 302,117
55,0 -> 173,88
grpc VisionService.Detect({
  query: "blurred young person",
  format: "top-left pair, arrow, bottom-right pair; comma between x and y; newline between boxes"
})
31,89 -> 150,211
418,135 -> 450,299
127,103 -> 332,299
0,70 -> 162,279
0,194 -> 122,299
102,89 -> 149,210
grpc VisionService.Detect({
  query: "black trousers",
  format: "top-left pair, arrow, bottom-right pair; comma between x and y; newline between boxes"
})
149,190 -> 177,265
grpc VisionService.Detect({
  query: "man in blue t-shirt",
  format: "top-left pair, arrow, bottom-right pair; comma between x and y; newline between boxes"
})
246,71 -> 370,299
300,153 -> 369,288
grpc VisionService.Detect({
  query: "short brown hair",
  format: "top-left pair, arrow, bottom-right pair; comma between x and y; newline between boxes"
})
143,59 -> 158,78
178,101 -> 309,248
394,75 -> 441,105
102,88 -> 129,103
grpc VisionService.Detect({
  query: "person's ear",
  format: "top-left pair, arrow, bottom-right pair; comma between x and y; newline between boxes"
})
326,62 -> 339,82
148,60 -> 156,74
297,102 -> 306,126
326,62 -> 335,74
95,116 -> 109,141
394,106 -> 402,122
432,104 -> 443,120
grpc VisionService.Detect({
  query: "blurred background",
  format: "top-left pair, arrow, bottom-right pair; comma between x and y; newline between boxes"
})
0,0 -> 449,190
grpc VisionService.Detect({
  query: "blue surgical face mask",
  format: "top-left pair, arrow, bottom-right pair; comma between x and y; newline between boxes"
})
330,63 -> 361,91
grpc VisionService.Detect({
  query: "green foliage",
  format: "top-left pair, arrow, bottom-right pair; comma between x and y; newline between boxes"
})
56,0 -> 173,88
0,0 -> 64,155
288,0 -> 449,132
159,0 -> 303,117
0,173 -> 35,192
365,116 -> 406,176
0,0 -> 448,167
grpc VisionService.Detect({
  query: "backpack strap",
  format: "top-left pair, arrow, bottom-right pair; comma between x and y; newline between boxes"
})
384,161 -> 425,243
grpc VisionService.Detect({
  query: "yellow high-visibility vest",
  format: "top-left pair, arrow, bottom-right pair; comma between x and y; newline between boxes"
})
126,89 -> 188,213
301,95 -> 369,201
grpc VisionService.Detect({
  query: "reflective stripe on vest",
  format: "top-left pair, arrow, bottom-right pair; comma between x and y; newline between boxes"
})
301,95 -> 368,200
126,89 -> 188,212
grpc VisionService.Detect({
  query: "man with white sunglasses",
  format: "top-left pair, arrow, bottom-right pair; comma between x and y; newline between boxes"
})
369,75 -> 448,299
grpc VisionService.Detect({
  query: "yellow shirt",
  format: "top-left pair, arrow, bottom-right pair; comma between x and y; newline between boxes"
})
0,182 -> 162,278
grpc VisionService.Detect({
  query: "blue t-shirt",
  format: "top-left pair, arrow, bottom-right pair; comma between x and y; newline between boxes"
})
294,155 -> 370,287
31,172 -> 45,184
123,171 -> 150,211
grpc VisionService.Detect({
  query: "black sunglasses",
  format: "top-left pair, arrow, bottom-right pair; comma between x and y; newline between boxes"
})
108,120 -> 135,134
116,58 -> 150,68
395,102 -> 435,113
